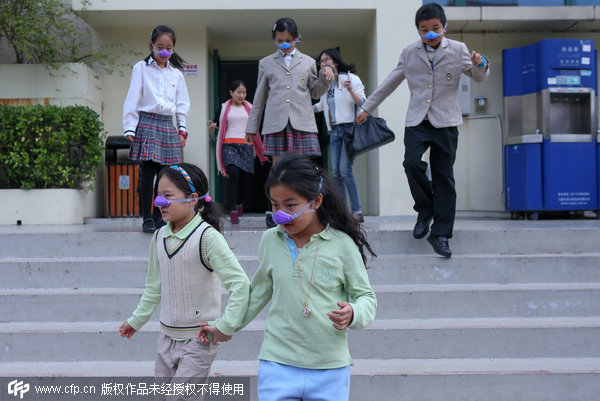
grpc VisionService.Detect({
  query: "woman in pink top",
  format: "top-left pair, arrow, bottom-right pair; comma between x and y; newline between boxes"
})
209,80 -> 268,223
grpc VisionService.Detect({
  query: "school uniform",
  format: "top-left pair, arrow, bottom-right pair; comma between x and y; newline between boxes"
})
123,58 -> 190,164
362,37 -> 490,238
123,58 -> 190,224
245,49 -> 330,156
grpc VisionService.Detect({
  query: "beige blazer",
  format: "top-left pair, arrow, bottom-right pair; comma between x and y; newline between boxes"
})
246,50 -> 330,135
362,37 -> 490,128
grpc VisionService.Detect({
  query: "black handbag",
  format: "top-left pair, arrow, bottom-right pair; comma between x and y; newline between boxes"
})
342,116 -> 395,157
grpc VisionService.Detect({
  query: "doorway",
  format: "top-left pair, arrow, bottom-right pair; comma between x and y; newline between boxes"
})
210,54 -> 329,213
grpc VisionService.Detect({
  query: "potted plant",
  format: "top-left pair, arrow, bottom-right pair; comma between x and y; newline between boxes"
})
0,105 -> 105,224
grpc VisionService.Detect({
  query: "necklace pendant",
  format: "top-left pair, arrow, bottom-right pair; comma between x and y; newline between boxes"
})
302,306 -> 312,317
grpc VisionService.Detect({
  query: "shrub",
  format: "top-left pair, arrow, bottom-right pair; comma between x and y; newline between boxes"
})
0,105 -> 105,191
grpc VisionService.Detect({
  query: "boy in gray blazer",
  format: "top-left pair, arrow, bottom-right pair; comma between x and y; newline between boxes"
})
356,3 -> 489,258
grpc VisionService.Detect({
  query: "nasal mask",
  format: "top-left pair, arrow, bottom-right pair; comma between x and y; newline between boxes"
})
272,200 -> 316,225
420,24 -> 446,40
271,177 -> 323,225
153,46 -> 173,58
154,193 -> 211,208
275,40 -> 296,50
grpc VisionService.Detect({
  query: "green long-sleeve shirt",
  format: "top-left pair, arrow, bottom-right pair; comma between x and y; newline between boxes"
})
239,225 -> 377,369
127,214 -> 250,336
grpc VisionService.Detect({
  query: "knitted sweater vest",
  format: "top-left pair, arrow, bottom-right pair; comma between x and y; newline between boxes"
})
156,222 -> 221,339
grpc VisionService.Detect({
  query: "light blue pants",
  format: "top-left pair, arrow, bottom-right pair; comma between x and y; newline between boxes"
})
257,360 -> 351,401
329,124 -> 362,213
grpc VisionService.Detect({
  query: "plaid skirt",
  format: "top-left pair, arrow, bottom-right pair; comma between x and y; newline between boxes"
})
262,123 -> 321,157
222,143 -> 254,174
128,111 -> 182,164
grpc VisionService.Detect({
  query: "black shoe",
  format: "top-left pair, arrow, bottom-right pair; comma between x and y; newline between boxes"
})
352,212 -> 364,224
142,218 -> 156,233
413,216 -> 432,239
427,236 -> 452,258
265,214 -> 277,228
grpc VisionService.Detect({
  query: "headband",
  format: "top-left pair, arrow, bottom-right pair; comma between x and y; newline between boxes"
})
170,165 -> 196,193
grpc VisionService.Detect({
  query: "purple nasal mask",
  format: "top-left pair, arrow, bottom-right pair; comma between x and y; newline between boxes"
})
272,201 -> 315,225
154,193 -> 211,208
153,46 -> 173,58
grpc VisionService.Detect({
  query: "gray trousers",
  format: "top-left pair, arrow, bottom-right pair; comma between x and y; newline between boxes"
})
154,333 -> 219,401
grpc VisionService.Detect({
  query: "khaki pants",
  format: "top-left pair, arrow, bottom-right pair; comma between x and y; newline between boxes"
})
154,333 -> 219,401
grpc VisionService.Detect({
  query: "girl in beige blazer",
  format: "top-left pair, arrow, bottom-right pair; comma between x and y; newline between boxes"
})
245,17 -> 335,160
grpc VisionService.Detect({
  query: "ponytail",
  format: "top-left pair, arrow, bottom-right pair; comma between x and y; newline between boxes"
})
265,152 -> 376,265
158,163 -> 223,233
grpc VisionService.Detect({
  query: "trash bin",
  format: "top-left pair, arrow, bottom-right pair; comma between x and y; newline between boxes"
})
105,136 -> 140,217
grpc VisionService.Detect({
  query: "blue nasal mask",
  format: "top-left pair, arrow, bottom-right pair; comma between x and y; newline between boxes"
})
276,41 -> 294,50
420,24 -> 446,40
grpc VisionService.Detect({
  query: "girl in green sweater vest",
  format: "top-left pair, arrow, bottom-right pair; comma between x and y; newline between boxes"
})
119,163 -> 250,390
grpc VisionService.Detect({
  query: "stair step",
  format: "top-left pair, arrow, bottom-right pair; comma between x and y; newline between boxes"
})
3,220 -> 600,258
3,357 -> 600,376
3,253 -> 600,289
3,359 -> 598,401
2,284 -> 598,321
2,318 -> 599,362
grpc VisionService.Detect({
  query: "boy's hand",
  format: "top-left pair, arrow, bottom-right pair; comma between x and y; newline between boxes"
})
119,321 -> 136,339
208,122 -> 218,133
471,50 -> 483,66
197,322 -> 232,345
245,133 -> 255,144
327,302 -> 354,330
355,111 -> 369,125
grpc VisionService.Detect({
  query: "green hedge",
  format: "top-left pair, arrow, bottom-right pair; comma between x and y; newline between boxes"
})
0,105 -> 105,190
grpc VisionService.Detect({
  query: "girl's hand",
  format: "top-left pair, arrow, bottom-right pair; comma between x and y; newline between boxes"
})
178,132 -> 187,148
327,302 -> 354,330
355,111 -> 369,125
119,321 -> 136,339
321,65 -> 336,81
125,135 -> 134,143
343,79 -> 353,91
208,122 -> 218,133
197,322 -> 232,345
471,50 -> 483,66
245,133 -> 255,144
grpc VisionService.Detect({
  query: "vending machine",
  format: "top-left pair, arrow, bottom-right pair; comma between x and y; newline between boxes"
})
503,39 -> 597,218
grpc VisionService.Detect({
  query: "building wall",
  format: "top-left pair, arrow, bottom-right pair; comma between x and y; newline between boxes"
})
56,1 -> 600,216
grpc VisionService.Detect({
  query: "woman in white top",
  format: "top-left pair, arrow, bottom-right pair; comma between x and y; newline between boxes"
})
123,25 -> 190,233
313,49 -> 366,223
209,80 -> 268,224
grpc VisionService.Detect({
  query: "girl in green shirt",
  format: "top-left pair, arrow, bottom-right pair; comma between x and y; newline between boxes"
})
201,152 -> 377,401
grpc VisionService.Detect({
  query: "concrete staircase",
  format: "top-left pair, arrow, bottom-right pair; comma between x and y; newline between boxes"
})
1,217 -> 600,400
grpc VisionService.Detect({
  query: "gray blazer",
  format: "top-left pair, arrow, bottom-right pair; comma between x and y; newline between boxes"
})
246,50 -> 330,135
362,37 -> 490,128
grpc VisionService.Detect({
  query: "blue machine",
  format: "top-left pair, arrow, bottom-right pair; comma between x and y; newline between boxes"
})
503,39 -> 598,218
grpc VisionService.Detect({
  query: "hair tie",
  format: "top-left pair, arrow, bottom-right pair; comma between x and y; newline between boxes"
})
170,165 -> 197,193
